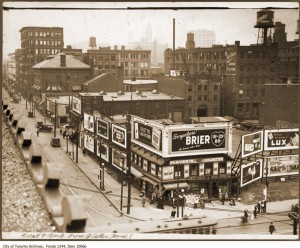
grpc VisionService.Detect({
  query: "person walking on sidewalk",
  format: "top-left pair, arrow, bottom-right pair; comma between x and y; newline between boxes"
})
36,129 -> 39,137
269,222 -> 276,235
171,208 -> 176,218
142,195 -> 146,207
253,205 -> 257,219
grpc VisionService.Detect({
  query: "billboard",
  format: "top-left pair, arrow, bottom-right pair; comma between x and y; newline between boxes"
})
265,155 -> 299,177
72,97 -> 81,114
226,47 -> 236,75
96,140 -> 109,162
264,129 -> 299,151
84,113 -> 94,132
84,135 -> 94,153
112,124 -> 127,149
133,121 -> 162,151
169,128 -> 227,156
241,159 -> 263,187
96,118 -> 109,140
241,131 -> 263,158
112,149 -> 127,172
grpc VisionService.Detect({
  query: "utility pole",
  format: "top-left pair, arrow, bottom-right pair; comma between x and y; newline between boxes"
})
54,100 -> 57,138
177,164 -> 179,217
173,18 -> 176,70
75,120 -> 79,163
126,114 -> 131,214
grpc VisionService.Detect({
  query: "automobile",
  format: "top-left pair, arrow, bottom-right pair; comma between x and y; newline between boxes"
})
291,203 -> 299,212
38,124 -> 53,132
36,121 -> 44,128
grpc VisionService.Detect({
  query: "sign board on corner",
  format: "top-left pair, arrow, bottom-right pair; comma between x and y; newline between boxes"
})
241,131 -> 263,158
241,159 -> 263,187
96,118 -> 109,140
112,124 -> 127,149
72,97 -> 81,114
264,129 -> 299,151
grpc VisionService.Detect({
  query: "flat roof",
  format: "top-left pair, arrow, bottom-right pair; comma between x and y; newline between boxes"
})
79,91 -> 184,101
190,116 -> 230,123
123,79 -> 158,85
47,96 -> 70,105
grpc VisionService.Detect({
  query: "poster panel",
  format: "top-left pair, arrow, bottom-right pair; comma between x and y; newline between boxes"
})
170,128 -> 227,155
112,149 -> 127,171
84,135 -> 94,153
264,129 -> 299,151
72,97 -> 81,114
265,155 -> 299,177
133,121 -> 162,151
241,159 -> 263,187
96,140 -> 109,162
84,113 -> 94,133
112,124 -> 127,149
241,131 -> 263,158
96,118 -> 109,140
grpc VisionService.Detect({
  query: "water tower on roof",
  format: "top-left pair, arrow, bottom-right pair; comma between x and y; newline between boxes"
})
254,9 -> 275,45
89,36 -> 97,50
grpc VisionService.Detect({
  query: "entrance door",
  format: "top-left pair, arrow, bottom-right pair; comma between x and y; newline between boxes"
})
197,105 -> 208,117
212,182 -> 219,198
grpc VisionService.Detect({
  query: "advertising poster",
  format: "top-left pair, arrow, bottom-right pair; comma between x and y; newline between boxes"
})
96,140 -> 109,162
170,128 -> 227,154
265,155 -> 299,177
112,124 -> 127,149
264,129 -> 299,151
112,149 -> 127,171
241,131 -> 263,158
134,121 -> 162,151
226,47 -> 236,75
241,159 -> 263,187
72,97 -> 81,114
84,113 -> 94,133
84,135 -> 94,153
97,118 -> 109,140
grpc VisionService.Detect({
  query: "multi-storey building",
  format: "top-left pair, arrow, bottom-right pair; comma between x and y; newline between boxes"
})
61,45 -> 83,61
191,29 -> 216,48
15,26 -> 64,98
85,46 -> 151,79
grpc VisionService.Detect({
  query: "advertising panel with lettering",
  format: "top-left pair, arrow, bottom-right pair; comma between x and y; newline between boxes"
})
96,118 -> 109,140
264,129 -> 299,151
112,124 -> 127,149
170,128 -> 227,155
96,140 -> 109,162
84,135 -> 94,153
84,113 -> 94,133
112,149 -> 127,172
241,131 -> 263,158
134,121 -> 162,151
265,155 -> 298,177
72,97 -> 81,114
241,159 -> 263,187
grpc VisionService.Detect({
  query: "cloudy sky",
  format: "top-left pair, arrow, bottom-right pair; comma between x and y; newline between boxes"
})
2,2 -> 299,58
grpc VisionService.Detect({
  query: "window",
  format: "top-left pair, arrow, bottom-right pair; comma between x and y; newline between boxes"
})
163,166 -> 174,180
204,163 -> 213,175
198,85 -> 202,91
188,95 -> 192,101
143,159 -> 148,172
240,52 -> 245,58
213,95 -> 218,101
198,95 -> 202,101
214,84 -> 218,90
151,163 -> 156,176
204,85 -> 208,91
219,162 -> 226,174
188,85 -> 192,91
190,164 -> 198,176
204,95 -> 208,101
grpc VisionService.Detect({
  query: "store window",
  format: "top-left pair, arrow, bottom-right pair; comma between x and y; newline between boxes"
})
190,164 -> 198,176
219,162 -> 226,174
162,166 -> 174,180
204,163 -> 213,175
138,156 -> 142,167
174,166 -> 184,178
151,163 -> 156,176
158,167 -> 162,179
143,159 -> 148,172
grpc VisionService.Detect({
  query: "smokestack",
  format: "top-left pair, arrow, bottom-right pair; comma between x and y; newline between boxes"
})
60,54 -> 66,67
173,18 -> 175,70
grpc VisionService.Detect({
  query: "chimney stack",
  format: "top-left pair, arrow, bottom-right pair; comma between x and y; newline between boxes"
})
60,54 -> 66,67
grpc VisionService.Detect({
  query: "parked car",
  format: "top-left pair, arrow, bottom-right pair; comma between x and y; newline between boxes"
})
36,121 -> 44,128
38,124 -> 53,132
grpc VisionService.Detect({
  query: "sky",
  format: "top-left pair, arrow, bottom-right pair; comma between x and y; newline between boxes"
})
2,1 -> 299,58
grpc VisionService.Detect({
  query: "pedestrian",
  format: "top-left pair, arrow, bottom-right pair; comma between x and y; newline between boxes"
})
142,195 -> 146,207
269,222 -> 276,235
221,194 -> 225,205
171,207 -> 176,218
36,129 -> 39,137
261,200 -> 265,213
253,205 -> 257,218
60,128 -> 62,135
257,201 -> 261,214
243,209 -> 248,223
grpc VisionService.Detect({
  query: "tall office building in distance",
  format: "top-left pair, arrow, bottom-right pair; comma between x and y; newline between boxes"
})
191,29 -> 216,48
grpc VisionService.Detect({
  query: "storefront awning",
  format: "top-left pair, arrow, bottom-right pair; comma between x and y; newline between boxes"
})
131,167 -> 143,179
57,86 -> 63,91
131,146 -> 166,166
163,182 -> 189,190
36,86 -> 41,90
52,86 -> 57,91
141,176 -> 158,186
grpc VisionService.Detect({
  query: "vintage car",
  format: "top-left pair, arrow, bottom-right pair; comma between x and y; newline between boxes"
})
38,124 -> 53,132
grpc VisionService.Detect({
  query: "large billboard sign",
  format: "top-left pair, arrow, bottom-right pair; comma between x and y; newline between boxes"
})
241,159 -> 263,187
84,135 -> 94,153
72,97 -> 81,114
241,131 -> 263,158
84,113 -> 94,132
96,140 -> 109,162
112,124 -> 127,149
265,155 -> 299,177
96,118 -> 109,140
112,149 -> 127,172
264,129 -> 299,151
133,121 -> 162,151
169,128 -> 227,156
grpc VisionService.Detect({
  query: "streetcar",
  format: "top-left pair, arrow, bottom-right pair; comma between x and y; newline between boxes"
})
86,215 -> 218,235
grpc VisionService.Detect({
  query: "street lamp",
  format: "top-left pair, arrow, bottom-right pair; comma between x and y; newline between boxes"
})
181,189 -> 185,217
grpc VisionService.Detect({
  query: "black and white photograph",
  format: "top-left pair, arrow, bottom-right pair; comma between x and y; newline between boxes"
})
2,0 -> 300,245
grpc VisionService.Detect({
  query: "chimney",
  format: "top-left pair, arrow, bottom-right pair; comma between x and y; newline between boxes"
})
121,45 -> 125,50
116,66 -> 124,91
186,32 -> 195,49
114,45 -> 118,50
60,54 -> 66,67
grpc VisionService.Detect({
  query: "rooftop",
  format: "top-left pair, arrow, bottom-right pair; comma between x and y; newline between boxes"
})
123,79 -> 158,85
